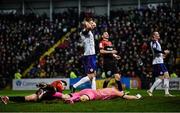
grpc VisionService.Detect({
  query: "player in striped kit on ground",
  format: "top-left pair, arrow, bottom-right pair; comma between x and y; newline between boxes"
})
1,80 -> 67,104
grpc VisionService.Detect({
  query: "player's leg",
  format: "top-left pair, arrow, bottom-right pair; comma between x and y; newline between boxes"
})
164,72 -> 170,96
147,64 -> 163,96
163,72 -> 174,96
147,76 -> 163,96
71,76 -> 91,93
72,55 -> 96,92
114,73 -> 123,91
112,64 -> 123,92
1,94 -> 38,104
161,64 -> 174,96
25,94 -> 38,101
103,62 -> 113,88
103,77 -> 111,88
89,55 -> 97,90
72,56 -> 90,91
91,74 -> 96,90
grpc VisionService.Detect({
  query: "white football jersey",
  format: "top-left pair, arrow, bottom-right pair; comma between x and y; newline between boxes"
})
150,40 -> 164,64
80,30 -> 95,56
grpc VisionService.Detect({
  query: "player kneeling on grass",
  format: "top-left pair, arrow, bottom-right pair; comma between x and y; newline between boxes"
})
1,80 -> 67,104
53,87 -> 142,104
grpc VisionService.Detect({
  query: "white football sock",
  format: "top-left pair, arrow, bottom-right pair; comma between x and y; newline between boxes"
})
91,77 -> 96,90
164,78 -> 170,94
73,76 -> 90,88
149,78 -> 162,93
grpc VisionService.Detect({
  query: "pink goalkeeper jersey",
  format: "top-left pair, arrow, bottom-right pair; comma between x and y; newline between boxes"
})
71,88 -> 120,101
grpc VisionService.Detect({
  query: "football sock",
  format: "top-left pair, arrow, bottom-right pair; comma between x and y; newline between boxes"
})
149,78 -> 162,92
164,78 -> 170,94
73,76 -> 90,88
9,96 -> 25,102
116,80 -> 123,91
103,80 -> 109,88
91,77 -> 96,90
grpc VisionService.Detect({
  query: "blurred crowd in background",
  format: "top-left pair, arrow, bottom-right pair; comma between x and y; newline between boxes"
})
0,5 -> 179,89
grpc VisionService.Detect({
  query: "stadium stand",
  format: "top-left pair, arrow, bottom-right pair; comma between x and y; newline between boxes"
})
0,1 -> 179,89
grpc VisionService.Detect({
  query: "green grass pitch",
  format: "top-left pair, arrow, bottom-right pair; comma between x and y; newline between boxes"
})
0,89 -> 180,112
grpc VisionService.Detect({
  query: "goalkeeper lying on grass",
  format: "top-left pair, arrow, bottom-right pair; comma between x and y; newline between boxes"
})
1,84 -> 141,104
1,80 -> 67,104
53,87 -> 142,104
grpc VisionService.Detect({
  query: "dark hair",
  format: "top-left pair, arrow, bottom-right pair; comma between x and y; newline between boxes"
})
84,18 -> 93,22
61,80 -> 67,86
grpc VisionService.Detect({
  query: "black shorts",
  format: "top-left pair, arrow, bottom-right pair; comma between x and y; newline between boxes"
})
36,86 -> 56,101
103,58 -> 120,78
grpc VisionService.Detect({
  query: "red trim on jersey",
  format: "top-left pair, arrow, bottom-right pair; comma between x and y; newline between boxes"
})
99,40 -> 112,49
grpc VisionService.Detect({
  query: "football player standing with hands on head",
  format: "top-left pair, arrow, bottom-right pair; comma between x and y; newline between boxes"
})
71,19 -> 97,92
